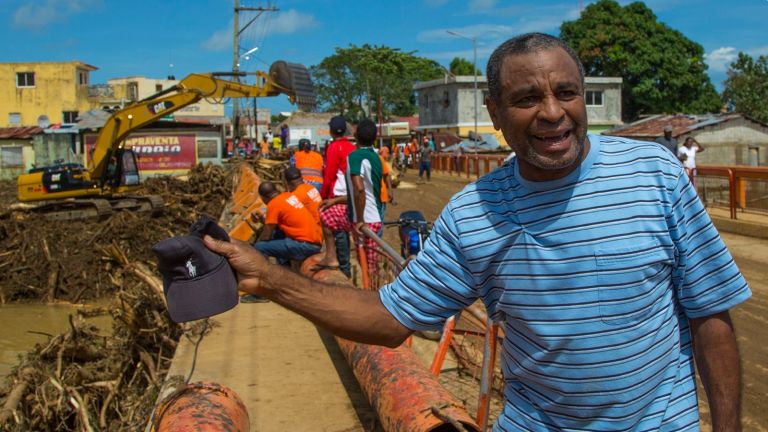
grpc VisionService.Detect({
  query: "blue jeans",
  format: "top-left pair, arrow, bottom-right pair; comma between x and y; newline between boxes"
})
419,160 -> 431,179
334,230 -> 351,277
255,237 -> 321,265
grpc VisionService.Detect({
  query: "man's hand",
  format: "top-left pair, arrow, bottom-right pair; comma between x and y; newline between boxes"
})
353,221 -> 365,237
320,196 -> 345,210
203,235 -> 271,296
250,211 -> 264,224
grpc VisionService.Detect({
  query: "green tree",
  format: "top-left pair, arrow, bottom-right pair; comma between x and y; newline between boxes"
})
310,44 -> 443,120
723,52 -> 768,123
560,0 -> 721,120
449,57 -> 481,76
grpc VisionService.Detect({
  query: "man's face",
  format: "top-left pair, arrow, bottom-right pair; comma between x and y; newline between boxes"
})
486,47 -> 589,181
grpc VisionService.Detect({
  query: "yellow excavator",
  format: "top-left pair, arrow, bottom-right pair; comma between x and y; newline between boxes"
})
15,61 -> 315,220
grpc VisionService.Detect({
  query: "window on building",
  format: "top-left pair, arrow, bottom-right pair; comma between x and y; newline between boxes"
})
155,84 -> 163,92
482,90 -> 489,107
443,90 -> 450,108
585,90 -> 603,106
63,111 -> 79,124
128,82 -> 139,101
1,146 -> 24,168
8,113 -> 22,126
197,140 -> 218,159
16,72 -> 35,88
78,70 -> 88,85
424,94 -> 429,109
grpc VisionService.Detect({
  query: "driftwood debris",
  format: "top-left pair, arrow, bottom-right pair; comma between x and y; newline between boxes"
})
0,163 -> 234,431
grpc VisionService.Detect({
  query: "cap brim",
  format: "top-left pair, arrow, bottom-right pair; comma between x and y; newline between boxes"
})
165,259 -> 239,323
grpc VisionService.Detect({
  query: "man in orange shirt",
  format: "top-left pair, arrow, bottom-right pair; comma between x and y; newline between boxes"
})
252,181 -> 322,265
284,167 -> 321,225
293,138 -> 324,191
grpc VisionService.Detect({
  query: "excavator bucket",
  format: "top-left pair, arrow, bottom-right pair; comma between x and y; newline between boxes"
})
269,61 -> 316,111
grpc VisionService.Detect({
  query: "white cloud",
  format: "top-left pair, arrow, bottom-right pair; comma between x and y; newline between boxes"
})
202,10 -> 317,52
705,47 -> 738,72
263,10 -> 318,36
13,0 -> 102,30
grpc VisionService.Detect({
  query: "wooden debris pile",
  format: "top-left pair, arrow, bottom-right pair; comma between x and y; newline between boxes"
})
0,163 -> 232,430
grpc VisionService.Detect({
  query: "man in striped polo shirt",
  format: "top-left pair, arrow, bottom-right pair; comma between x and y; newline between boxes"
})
205,33 -> 750,431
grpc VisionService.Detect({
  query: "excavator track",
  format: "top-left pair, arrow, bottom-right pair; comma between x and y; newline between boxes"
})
13,195 -> 164,221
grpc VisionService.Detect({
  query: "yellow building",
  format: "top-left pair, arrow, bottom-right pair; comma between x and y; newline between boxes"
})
0,61 -> 98,127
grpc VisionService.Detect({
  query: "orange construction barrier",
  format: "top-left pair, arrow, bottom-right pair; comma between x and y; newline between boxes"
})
150,382 -> 249,432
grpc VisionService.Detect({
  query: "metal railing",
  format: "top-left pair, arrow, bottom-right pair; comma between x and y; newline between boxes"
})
696,165 -> 768,220
427,157 -> 768,221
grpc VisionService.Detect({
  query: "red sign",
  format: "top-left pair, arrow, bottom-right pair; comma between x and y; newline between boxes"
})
85,134 -> 197,172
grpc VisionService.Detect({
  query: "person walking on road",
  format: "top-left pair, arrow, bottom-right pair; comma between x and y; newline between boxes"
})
205,33 -> 750,431
417,139 -> 433,183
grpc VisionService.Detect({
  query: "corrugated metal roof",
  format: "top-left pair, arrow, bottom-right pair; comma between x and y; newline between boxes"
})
0,126 -> 43,139
603,113 -> 745,139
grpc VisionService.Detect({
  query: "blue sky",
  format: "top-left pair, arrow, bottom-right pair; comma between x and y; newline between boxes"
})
3,0 -> 767,114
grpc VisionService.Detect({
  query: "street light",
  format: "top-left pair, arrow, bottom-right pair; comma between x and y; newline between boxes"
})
447,30 -> 478,144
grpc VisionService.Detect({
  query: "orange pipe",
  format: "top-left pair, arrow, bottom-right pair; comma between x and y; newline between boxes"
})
150,382 -> 249,432
300,256 -> 480,432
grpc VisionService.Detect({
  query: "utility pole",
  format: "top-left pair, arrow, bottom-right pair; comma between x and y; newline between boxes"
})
232,0 -> 278,143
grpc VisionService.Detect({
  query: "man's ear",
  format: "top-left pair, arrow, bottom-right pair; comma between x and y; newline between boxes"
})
485,96 -> 501,131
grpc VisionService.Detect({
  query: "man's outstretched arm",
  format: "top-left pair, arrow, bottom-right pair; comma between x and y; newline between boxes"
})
204,235 -> 413,347
690,311 -> 742,432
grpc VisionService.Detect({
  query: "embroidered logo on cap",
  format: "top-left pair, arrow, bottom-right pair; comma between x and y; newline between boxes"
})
186,258 -> 197,278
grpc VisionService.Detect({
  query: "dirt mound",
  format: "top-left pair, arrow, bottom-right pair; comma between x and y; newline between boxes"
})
0,163 -> 233,431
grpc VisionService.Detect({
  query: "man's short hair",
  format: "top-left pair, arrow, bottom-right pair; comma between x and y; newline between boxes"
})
298,138 -> 310,150
355,119 -> 377,146
486,33 -> 585,103
258,181 -> 278,197
284,167 -> 302,182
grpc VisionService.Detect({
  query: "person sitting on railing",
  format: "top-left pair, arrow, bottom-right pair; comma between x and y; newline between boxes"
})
312,119 -> 383,278
250,181 -> 322,268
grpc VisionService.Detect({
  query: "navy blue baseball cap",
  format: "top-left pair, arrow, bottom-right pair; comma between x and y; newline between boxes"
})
152,215 -> 238,323
328,115 -> 347,135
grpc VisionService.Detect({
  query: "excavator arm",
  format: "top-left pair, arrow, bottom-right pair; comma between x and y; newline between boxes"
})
90,63 -> 315,181
17,61 -> 315,213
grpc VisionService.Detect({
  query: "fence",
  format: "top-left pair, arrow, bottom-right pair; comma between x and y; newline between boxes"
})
430,153 -> 510,179
428,155 -> 768,221
695,165 -> 768,219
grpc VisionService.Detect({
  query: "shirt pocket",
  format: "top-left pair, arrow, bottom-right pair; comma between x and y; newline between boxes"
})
595,240 -> 671,325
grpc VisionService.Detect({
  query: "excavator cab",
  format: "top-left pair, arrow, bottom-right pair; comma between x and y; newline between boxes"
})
105,149 -> 141,190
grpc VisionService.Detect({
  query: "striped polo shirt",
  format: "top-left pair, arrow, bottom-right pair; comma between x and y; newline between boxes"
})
379,134 -> 751,431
